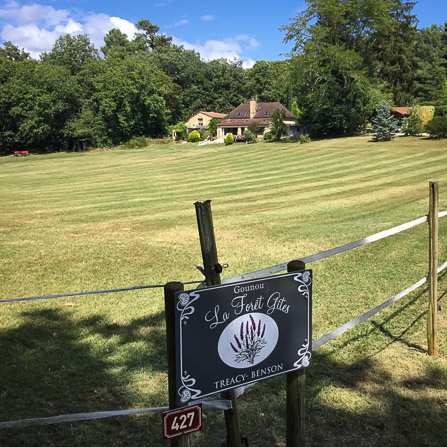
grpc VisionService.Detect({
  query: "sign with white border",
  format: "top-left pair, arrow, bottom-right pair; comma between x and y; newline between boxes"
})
174,270 -> 312,405
162,403 -> 203,440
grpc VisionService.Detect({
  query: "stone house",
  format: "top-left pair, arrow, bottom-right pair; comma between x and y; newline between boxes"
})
216,101 -> 298,139
185,111 -> 227,133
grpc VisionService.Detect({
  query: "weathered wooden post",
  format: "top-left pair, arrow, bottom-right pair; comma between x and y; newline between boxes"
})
428,181 -> 439,356
194,200 -> 243,447
286,259 -> 307,447
164,281 -> 192,447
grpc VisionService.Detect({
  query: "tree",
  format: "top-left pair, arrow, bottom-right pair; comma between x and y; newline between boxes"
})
282,0 -> 387,136
243,129 -> 256,143
425,116 -> 447,138
172,121 -> 187,140
76,54 -> 181,146
246,60 -> 293,104
402,109 -> 422,135
0,41 -> 29,61
208,118 -> 221,137
0,58 -> 81,153
291,99 -> 303,123
136,19 -> 172,50
415,24 -> 447,106
248,122 -> 261,136
41,34 -> 99,75
371,1 -> 419,106
371,102 -> 398,141
269,108 -> 287,141
101,28 -> 133,59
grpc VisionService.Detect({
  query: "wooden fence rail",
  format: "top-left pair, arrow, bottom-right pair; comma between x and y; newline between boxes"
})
1,199 -> 446,434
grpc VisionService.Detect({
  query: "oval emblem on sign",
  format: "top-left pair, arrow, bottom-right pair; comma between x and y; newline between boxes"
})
218,313 -> 279,369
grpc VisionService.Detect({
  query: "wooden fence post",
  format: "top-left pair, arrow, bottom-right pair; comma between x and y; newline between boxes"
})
286,259 -> 307,447
164,281 -> 192,447
428,181 -> 439,356
194,200 -> 243,447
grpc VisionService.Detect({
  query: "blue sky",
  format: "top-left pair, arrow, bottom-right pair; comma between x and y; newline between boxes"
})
0,1 -> 446,67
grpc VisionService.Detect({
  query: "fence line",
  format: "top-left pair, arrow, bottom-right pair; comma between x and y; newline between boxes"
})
1,211 -> 446,430
222,214 -> 434,284
0,398 -> 233,430
0,280 -> 203,304
2,261 -> 446,431
2,212 -> 445,304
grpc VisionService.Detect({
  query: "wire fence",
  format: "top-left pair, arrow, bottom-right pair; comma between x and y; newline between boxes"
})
1,211 -> 446,430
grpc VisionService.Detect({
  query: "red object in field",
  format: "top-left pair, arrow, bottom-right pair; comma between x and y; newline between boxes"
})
14,151 -> 29,157
162,404 -> 202,440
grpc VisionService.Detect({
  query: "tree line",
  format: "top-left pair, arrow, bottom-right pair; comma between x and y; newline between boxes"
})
1,1 -> 447,154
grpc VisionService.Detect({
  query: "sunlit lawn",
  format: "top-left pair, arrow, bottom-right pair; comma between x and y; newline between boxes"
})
1,136 -> 447,446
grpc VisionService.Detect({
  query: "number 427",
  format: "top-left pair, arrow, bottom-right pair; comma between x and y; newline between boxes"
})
171,412 -> 195,431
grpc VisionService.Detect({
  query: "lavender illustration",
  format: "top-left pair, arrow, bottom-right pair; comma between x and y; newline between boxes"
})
230,315 -> 267,364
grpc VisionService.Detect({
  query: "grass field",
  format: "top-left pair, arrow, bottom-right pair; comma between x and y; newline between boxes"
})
1,136 -> 447,446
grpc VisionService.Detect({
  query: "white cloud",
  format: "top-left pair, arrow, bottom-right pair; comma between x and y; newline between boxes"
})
155,0 -> 172,6
172,35 -> 257,68
235,34 -> 259,49
166,19 -> 188,28
201,15 -> 214,21
173,36 -> 241,61
242,58 -> 255,69
0,3 -> 70,27
1,23 -> 60,57
0,4 -> 137,57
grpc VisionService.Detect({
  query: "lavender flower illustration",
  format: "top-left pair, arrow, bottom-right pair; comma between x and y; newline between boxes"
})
230,314 -> 267,364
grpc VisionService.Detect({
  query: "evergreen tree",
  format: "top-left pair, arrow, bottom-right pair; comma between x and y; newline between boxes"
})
371,102 -> 398,141
415,24 -> 447,106
269,109 -> 287,140
372,1 -> 419,105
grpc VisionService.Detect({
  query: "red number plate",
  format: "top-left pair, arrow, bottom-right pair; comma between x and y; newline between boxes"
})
162,403 -> 203,440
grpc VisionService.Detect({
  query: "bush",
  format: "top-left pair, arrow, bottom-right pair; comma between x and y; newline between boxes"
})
264,131 -> 274,141
416,106 -> 435,126
224,133 -> 234,145
200,129 -> 210,141
244,129 -> 256,143
299,134 -> 311,144
425,116 -> 447,138
121,136 -> 149,148
173,122 -> 187,140
188,130 -> 200,142
402,113 -> 423,136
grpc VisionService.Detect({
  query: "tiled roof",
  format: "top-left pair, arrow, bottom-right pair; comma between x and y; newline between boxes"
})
218,118 -> 272,127
218,102 -> 295,126
199,111 -> 227,119
392,107 -> 411,116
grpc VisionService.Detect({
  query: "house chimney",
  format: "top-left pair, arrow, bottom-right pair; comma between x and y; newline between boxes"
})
250,100 -> 257,119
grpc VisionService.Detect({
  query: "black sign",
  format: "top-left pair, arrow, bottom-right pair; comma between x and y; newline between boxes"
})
174,270 -> 312,405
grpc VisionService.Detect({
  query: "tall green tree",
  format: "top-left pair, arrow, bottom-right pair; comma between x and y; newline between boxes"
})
76,54 -> 181,146
41,34 -> 99,75
371,0 -> 419,105
246,60 -> 293,104
371,102 -> 398,141
415,24 -> 447,106
0,41 -> 29,61
282,0 -> 386,136
269,108 -> 287,140
0,58 -> 80,153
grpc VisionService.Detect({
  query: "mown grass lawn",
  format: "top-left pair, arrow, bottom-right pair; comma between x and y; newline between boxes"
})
1,136 -> 447,446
